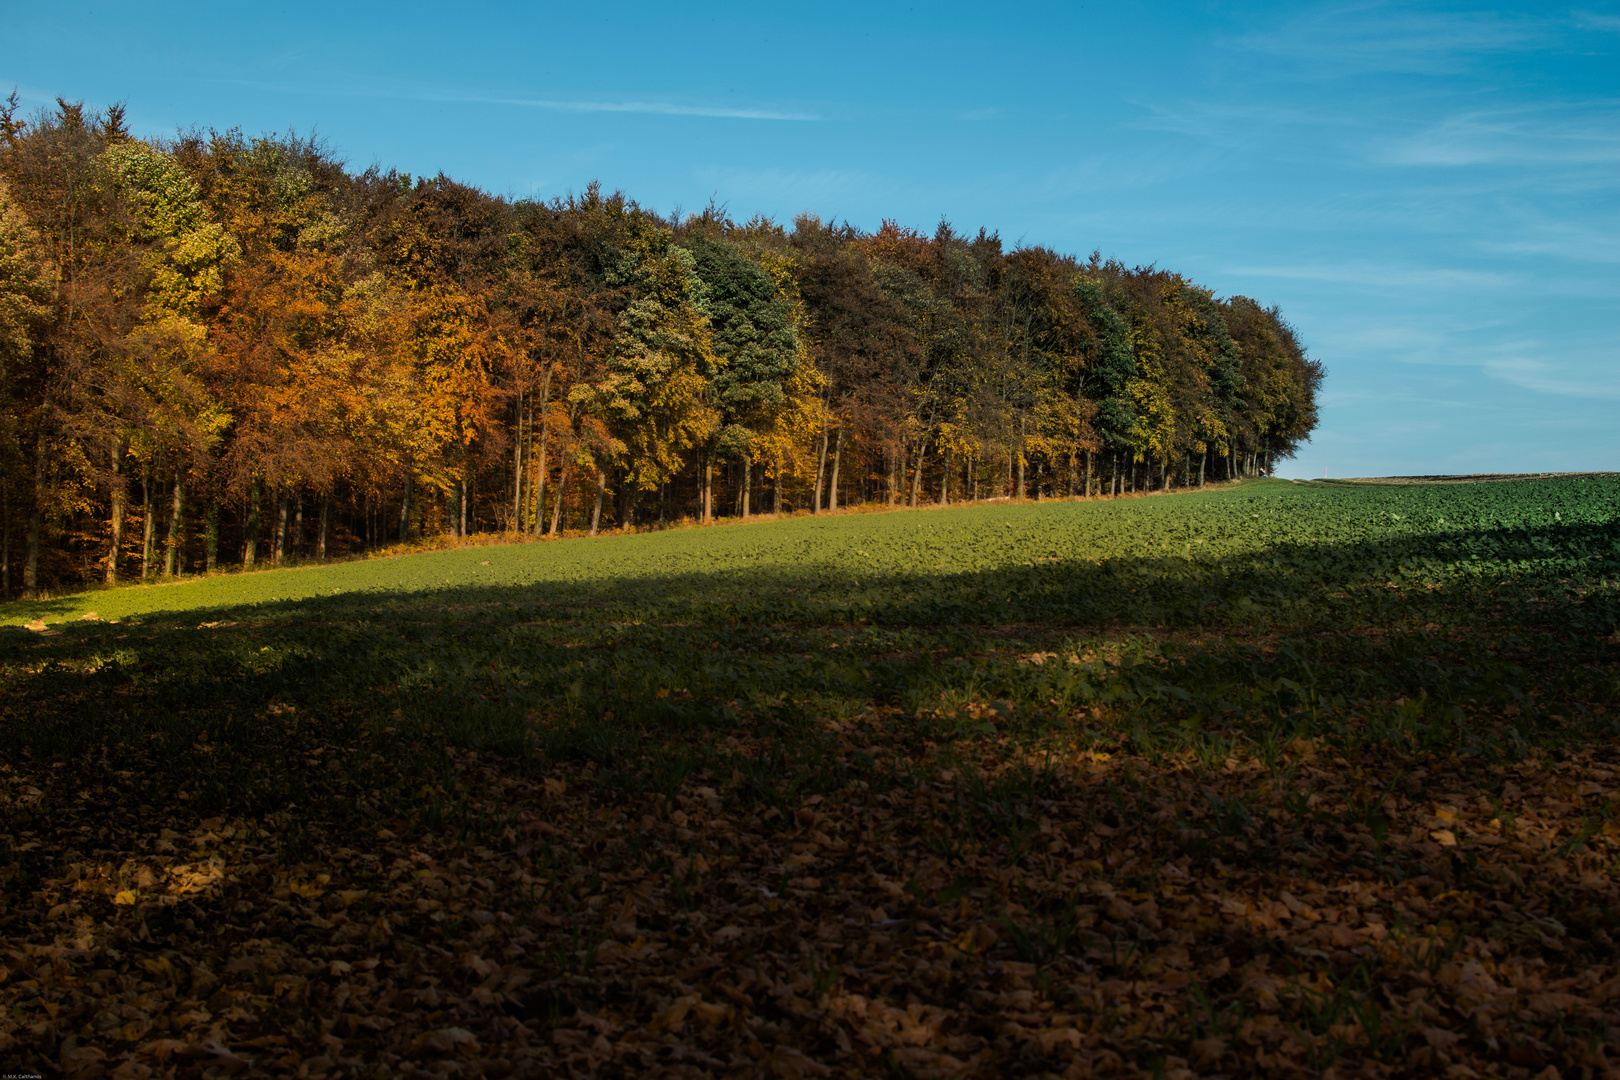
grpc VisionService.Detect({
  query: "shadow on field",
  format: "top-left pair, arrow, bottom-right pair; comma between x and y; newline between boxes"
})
5,514 -> 1620,1077
0,517 -> 1615,820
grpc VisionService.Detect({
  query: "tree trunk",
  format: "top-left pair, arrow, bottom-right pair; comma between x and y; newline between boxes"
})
164,468 -> 184,576
106,447 -> 125,585
25,434 -> 44,598
812,425 -> 828,513
741,455 -> 751,518
1084,451 -> 1093,498
1,484 -> 8,601
459,474 -> 469,537
702,454 -> 714,523
274,495 -> 289,566
318,495 -> 329,559
773,452 -> 783,514
399,473 -> 412,542
140,467 -> 155,582
512,393 -> 524,532
549,462 -> 570,536
200,499 -> 216,573
590,463 -> 606,536
244,477 -> 261,567
829,427 -> 844,511
909,436 -> 928,507
531,368 -> 553,536
531,429 -> 549,538
893,443 -> 905,506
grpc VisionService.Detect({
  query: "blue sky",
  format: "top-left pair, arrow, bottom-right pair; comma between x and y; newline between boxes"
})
4,1 -> 1616,477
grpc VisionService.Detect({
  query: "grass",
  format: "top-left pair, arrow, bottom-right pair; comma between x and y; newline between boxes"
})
2,476 -> 1619,1076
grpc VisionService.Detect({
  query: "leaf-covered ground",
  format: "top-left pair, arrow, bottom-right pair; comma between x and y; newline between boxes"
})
2,477 -> 1619,1077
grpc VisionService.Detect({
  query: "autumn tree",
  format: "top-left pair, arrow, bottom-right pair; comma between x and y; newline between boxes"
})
0,94 -> 1323,591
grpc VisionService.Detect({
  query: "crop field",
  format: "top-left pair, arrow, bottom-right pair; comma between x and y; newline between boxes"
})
3,476 -> 1619,1078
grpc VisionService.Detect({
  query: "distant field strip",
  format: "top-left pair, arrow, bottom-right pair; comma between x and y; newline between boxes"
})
5,475 -> 1617,630
1338,472 -> 1620,485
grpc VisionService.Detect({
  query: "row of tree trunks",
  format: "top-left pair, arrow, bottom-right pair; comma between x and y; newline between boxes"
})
48,436 -> 1268,592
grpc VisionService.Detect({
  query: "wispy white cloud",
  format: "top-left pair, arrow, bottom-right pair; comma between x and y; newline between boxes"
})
1377,104 -> 1620,167
1130,99 -> 1326,142
1574,10 -> 1620,32
224,77 -> 816,121
1485,356 -> 1620,399
453,95 -> 816,121
1481,230 -> 1620,267
1303,308 -> 1620,400
1315,323 -> 1486,366
1232,3 -> 1556,77
1224,262 -> 1512,291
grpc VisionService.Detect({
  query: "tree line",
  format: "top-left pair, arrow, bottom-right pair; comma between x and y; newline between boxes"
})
0,97 -> 1322,597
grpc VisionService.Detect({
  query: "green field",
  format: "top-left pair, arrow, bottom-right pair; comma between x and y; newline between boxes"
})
4,477 -> 1620,1076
